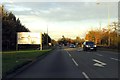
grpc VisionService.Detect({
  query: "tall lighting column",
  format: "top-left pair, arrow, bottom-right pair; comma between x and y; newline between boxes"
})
96,2 -> 110,46
47,25 -> 48,48
107,3 -> 110,46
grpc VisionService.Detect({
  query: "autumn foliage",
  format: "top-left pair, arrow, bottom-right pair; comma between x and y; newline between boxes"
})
85,22 -> 120,48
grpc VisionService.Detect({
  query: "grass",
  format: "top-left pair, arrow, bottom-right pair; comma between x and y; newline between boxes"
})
2,49 -> 52,76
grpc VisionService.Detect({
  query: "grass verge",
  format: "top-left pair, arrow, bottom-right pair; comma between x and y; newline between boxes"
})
2,49 -> 52,76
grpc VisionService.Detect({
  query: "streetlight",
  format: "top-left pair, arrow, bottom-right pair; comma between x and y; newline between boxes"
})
96,2 -> 110,46
107,4 -> 111,46
47,25 -> 48,48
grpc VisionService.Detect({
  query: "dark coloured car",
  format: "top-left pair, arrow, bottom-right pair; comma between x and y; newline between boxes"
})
82,41 -> 97,51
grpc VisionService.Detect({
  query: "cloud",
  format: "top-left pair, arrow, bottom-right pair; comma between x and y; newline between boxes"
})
2,0 -> 120,2
4,2 -> 118,22
4,4 -> 32,12
29,2 -> 117,22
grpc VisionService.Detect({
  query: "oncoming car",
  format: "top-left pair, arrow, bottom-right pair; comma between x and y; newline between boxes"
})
82,41 -> 97,51
69,44 -> 76,48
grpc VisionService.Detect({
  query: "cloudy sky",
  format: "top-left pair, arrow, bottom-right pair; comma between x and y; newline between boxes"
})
2,0 -> 118,40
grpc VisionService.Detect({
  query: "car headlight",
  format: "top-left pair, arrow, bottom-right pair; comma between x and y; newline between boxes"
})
86,45 -> 89,47
94,45 -> 97,47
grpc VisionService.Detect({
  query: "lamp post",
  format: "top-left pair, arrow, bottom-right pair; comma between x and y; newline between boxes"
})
96,2 -> 110,46
47,25 -> 48,48
107,4 -> 111,46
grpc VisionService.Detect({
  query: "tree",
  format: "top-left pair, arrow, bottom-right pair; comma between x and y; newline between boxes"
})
85,21 -> 120,48
74,36 -> 85,47
42,33 -> 51,46
51,39 -> 57,46
2,5 -> 30,50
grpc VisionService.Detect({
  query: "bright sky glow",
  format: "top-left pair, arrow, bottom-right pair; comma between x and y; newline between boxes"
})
2,1 -> 118,40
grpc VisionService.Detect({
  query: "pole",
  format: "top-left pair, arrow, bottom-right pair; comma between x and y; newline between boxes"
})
47,25 -> 48,48
96,2 -> 110,46
16,33 -> 18,51
96,2 -> 102,31
40,32 -> 42,50
107,4 -> 110,46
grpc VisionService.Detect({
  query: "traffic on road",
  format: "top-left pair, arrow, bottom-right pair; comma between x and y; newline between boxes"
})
13,46 -> 119,79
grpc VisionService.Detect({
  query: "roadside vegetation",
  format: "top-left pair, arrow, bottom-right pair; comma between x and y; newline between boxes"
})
1,5 -> 56,51
2,49 -> 52,76
85,22 -> 120,50
1,5 -> 56,76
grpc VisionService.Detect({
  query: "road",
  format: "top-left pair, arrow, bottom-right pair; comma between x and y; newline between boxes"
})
14,46 -> 119,79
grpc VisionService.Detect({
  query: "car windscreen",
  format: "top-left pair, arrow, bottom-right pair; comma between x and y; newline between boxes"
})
86,42 -> 94,45
70,44 -> 74,46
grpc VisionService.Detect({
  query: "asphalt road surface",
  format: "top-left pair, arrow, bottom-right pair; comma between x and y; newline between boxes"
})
14,46 -> 119,79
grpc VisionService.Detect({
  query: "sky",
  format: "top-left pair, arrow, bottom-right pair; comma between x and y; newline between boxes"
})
2,0 -> 118,40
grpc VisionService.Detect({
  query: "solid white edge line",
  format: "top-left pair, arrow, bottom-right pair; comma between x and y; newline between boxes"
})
82,72 -> 90,80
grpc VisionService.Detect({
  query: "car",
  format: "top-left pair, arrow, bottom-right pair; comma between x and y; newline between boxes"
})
69,44 -> 76,48
82,41 -> 97,51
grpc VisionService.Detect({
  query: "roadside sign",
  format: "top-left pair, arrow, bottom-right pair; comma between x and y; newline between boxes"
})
17,32 -> 42,50
17,32 -> 41,44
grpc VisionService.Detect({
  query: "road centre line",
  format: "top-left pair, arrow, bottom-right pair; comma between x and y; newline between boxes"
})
66,51 -> 72,57
111,57 -> 120,61
66,50 -> 90,79
82,72 -> 90,80
66,50 -> 78,67
68,53 -> 72,57
72,58 -> 78,67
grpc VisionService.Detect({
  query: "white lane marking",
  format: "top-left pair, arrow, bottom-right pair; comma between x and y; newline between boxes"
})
72,58 -> 78,67
87,52 -> 91,53
93,63 -> 104,67
93,59 -> 107,67
96,53 -> 103,57
77,48 -> 83,52
66,51 -> 72,57
68,53 -> 72,57
111,58 -> 120,61
93,59 -> 106,65
66,50 -> 79,67
82,72 -> 90,80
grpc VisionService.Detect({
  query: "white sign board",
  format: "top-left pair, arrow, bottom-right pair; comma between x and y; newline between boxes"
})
17,32 -> 41,44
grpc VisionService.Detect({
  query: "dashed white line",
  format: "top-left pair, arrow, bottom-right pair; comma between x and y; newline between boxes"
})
72,58 -> 78,67
111,58 -> 120,61
87,52 -> 90,53
77,49 -> 83,52
68,53 -> 72,57
66,51 -> 72,57
96,53 -> 103,57
66,50 -> 78,66
82,72 -> 90,80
